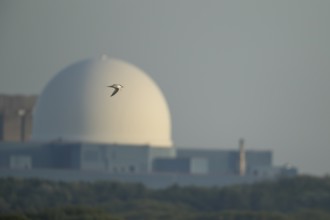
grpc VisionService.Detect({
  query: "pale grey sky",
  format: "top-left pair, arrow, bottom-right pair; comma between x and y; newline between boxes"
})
1,0 -> 330,175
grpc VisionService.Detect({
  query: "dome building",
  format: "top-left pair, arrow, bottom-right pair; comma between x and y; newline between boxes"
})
32,56 -> 172,147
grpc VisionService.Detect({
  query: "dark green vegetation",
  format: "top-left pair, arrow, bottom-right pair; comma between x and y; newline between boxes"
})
1,176 -> 330,220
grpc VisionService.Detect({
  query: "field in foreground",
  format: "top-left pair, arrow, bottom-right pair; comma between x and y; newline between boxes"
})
1,175 -> 330,220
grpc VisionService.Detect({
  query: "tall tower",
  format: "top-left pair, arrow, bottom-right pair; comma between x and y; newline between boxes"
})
18,109 -> 26,142
0,112 -> 4,141
239,138 -> 246,176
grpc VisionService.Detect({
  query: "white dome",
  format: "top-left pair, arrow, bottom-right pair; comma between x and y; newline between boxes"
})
32,56 -> 172,147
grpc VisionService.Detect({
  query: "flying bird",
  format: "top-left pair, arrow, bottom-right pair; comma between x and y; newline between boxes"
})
107,84 -> 124,97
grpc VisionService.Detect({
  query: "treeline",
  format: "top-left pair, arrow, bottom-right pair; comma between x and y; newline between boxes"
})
1,175 -> 330,220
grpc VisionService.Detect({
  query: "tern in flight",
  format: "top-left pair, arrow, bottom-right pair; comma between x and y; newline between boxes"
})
107,84 -> 124,97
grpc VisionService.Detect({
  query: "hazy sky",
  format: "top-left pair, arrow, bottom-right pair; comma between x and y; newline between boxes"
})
1,0 -> 330,175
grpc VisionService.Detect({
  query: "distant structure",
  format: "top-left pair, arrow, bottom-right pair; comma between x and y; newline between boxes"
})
239,138 -> 246,176
0,95 -> 36,142
0,56 -> 297,188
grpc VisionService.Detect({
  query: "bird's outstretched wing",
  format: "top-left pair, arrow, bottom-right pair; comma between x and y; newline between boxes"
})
111,88 -> 119,96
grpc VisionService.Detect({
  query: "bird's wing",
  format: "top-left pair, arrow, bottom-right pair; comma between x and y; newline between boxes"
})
111,88 -> 119,96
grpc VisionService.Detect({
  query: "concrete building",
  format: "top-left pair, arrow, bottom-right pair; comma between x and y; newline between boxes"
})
0,56 -> 297,188
0,95 -> 36,142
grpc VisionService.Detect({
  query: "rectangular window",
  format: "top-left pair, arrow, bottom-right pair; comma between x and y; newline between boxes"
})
10,155 -> 32,169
